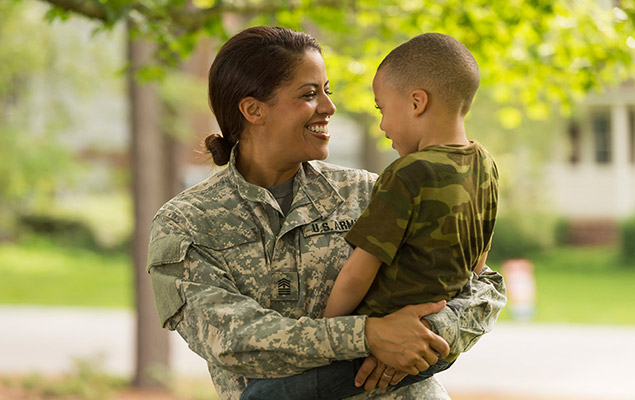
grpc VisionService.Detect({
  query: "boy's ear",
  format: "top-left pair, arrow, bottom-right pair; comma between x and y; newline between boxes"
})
238,97 -> 265,125
410,89 -> 428,116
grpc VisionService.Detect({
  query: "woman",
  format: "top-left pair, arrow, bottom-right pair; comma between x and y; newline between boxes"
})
147,26 -> 506,400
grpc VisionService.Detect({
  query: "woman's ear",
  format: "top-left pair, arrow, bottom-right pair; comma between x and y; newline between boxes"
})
410,89 -> 428,116
238,97 -> 265,125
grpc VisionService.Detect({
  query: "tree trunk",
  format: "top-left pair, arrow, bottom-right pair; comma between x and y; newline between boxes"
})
359,114 -> 385,174
128,30 -> 171,389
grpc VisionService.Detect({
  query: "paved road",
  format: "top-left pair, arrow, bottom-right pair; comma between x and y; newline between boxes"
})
1,306 -> 634,399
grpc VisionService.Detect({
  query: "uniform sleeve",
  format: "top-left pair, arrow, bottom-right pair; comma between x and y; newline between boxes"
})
147,210 -> 369,378
345,167 -> 412,266
422,265 -> 506,354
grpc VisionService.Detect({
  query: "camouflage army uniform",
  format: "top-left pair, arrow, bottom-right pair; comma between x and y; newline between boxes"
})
348,141 -> 498,318
147,149 -> 506,400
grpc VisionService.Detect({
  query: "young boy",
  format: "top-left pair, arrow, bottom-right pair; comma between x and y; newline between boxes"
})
241,32 -> 498,400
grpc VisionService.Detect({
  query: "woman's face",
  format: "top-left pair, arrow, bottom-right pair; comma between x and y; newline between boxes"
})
261,50 -> 336,165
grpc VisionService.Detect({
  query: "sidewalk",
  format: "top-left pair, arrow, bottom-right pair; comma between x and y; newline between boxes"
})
435,322 -> 635,400
1,306 -> 634,399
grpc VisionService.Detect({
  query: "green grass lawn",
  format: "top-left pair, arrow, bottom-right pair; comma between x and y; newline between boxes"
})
1,235 -> 634,325
0,236 -> 132,308
489,246 -> 635,325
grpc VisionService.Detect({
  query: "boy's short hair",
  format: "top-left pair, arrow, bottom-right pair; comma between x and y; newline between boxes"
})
378,33 -> 480,115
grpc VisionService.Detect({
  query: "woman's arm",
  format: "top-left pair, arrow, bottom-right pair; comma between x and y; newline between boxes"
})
422,265 -> 507,354
148,211 -> 446,380
150,242 -> 450,379
148,206 -> 447,378
323,248 -> 381,318
148,218 -> 368,378
353,265 -> 505,389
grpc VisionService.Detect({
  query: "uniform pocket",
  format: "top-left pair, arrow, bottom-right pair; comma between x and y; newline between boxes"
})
147,235 -> 192,269
195,227 -> 269,304
299,219 -> 356,315
301,221 -> 353,273
147,235 -> 192,328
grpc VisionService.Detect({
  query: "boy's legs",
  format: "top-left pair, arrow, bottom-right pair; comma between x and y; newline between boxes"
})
240,358 -> 364,400
392,359 -> 454,388
240,358 -> 454,400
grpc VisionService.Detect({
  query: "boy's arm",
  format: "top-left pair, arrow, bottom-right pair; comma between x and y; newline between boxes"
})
474,250 -> 489,275
324,247 -> 381,318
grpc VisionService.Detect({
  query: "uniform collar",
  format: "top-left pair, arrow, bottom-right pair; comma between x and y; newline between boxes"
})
276,162 -> 344,238
295,161 -> 344,220
227,146 -> 276,206
226,146 -> 343,221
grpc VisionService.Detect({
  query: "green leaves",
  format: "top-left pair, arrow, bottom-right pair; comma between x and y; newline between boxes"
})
44,5 -> 71,22
6,0 -> 634,229
0,1 -> 126,234
26,0 -> 635,127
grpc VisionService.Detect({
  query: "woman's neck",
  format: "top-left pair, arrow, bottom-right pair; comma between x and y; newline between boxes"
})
236,141 -> 300,188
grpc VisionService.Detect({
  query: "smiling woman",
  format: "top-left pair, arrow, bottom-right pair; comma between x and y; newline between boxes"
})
202,27 -> 336,188
146,25 -> 505,400
234,49 -> 336,185
204,27 -> 330,169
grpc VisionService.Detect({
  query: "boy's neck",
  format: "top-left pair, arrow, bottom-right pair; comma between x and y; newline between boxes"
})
417,112 -> 469,150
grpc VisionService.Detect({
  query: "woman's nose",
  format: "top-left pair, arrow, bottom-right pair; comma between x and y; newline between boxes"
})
319,93 -> 336,116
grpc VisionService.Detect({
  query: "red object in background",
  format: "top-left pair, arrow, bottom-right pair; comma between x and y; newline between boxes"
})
502,258 -> 536,321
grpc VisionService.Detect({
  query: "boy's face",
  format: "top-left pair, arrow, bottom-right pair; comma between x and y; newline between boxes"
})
373,70 -> 420,157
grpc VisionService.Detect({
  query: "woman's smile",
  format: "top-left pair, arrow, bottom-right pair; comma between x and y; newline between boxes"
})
305,120 -> 330,140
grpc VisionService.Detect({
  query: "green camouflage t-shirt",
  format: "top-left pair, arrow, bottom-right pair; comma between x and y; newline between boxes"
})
345,141 -> 498,317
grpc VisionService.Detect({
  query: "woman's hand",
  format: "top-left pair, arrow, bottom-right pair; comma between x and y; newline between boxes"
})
364,301 -> 450,375
354,355 -> 408,391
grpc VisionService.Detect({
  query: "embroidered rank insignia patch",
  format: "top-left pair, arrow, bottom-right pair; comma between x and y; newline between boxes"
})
271,271 -> 299,301
277,278 -> 291,296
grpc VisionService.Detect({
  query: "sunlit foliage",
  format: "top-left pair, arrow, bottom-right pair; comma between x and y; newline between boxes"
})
35,0 -> 635,128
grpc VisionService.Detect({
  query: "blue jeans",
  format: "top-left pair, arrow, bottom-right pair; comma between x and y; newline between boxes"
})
240,358 -> 454,400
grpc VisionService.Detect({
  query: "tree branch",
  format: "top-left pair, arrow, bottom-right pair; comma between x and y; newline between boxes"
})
179,0 -> 350,29
38,0 -> 351,32
38,0 -> 108,21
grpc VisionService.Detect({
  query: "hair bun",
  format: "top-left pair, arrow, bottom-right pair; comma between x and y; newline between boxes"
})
204,133 -> 232,166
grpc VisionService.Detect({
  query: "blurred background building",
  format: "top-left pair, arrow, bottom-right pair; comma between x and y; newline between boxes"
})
549,85 -> 635,244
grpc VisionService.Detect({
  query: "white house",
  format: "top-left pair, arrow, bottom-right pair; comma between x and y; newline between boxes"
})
548,85 -> 635,243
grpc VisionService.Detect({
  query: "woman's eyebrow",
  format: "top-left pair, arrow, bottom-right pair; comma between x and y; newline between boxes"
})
296,81 -> 330,90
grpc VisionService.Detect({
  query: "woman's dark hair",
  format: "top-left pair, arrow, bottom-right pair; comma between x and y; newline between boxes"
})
205,26 -> 322,165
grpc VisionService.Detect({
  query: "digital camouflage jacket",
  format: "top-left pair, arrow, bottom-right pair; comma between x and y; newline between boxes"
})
147,151 -> 506,400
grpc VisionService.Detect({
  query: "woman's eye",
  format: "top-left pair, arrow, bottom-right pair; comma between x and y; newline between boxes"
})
325,89 -> 333,95
303,92 -> 317,99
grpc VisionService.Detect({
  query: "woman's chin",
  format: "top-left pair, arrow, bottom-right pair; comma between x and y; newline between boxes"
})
314,146 -> 330,161
303,147 -> 329,162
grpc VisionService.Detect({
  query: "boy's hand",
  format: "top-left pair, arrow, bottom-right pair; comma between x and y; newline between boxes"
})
364,301 -> 450,375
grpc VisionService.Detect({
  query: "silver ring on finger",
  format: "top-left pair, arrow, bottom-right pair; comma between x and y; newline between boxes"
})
382,372 -> 393,378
